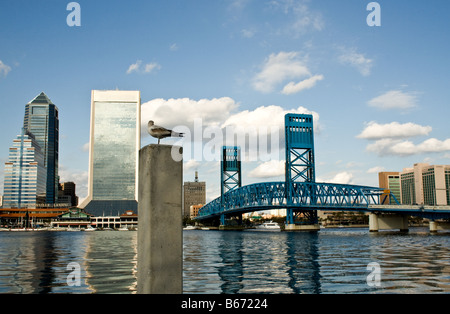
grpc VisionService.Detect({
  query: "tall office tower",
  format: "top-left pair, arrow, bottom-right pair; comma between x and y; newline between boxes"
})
183,171 -> 206,218
2,128 -> 47,208
378,172 -> 401,204
23,92 -> 59,204
80,90 -> 141,216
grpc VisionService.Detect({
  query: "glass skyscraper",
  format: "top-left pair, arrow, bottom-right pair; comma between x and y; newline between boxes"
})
80,90 -> 141,217
2,128 -> 47,208
23,92 -> 59,204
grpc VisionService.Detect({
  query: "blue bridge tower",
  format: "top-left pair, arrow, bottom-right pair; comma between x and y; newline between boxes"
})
220,146 -> 242,225
285,114 -> 318,227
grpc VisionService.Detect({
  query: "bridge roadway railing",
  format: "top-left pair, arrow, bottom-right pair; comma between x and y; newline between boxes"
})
196,181 -> 397,220
368,204 -> 450,220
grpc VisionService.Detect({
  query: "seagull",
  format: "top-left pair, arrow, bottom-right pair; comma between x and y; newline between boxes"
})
148,120 -> 184,144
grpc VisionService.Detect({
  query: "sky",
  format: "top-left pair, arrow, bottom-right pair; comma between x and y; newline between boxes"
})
0,0 -> 449,204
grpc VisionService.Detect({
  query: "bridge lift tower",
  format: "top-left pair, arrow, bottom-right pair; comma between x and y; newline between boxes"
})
220,146 -> 242,225
285,114 -> 319,229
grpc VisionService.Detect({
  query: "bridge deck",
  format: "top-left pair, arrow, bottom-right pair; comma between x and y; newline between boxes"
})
196,181 -> 450,221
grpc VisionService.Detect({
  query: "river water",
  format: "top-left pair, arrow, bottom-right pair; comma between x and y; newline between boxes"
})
0,228 -> 448,294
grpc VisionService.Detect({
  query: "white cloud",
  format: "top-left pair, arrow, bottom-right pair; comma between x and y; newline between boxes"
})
142,97 -> 319,134
338,48 -> 373,76
367,166 -> 385,174
229,0 -> 251,11
368,90 -> 418,110
127,60 -> 142,74
184,159 -> 200,171
252,51 -> 312,93
127,60 -> 161,74
169,43 -> 179,51
144,62 -> 161,73
220,104 -> 319,161
318,171 -> 354,185
141,97 -> 319,162
366,138 -> 450,157
290,3 -> 324,33
58,166 -> 89,201
281,74 -> 324,95
270,0 -> 325,35
248,160 -> 285,178
141,97 -> 239,132
357,121 -> 432,140
81,142 -> 90,152
0,60 -> 11,77
331,172 -> 353,184
241,28 -> 256,38
221,104 -> 319,133
357,121 -> 449,157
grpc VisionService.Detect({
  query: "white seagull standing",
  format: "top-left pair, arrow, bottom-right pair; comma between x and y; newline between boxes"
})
148,120 -> 184,144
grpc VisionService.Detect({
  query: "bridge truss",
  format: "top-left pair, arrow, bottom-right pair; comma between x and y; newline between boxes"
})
196,181 -> 399,221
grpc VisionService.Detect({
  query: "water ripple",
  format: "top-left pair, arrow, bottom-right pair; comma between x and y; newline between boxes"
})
0,228 -> 449,294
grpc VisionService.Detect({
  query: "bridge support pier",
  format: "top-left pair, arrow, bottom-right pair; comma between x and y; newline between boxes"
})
285,224 -> 320,232
137,144 -> 183,294
369,213 -> 409,232
429,221 -> 450,233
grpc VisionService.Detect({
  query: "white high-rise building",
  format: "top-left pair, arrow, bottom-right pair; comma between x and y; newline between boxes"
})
80,90 -> 141,216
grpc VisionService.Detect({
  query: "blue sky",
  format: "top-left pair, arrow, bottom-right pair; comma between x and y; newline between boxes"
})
1,0 -> 450,203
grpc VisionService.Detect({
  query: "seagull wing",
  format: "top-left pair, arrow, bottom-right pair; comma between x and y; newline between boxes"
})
150,125 -> 172,139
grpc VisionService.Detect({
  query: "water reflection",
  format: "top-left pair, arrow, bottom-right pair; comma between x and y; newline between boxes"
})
187,231 -> 323,294
84,231 -> 137,293
285,232 -> 321,294
183,228 -> 450,294
0,231 -> 137,294
0,232 -> 91,293
217,232 -> 244,293
0,228 -> 449,294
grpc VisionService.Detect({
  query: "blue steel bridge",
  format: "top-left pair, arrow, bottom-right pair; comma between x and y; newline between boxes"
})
195,114 -> 450,230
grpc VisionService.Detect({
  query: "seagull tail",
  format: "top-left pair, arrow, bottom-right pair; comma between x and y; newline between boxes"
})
172,132 -> 184,138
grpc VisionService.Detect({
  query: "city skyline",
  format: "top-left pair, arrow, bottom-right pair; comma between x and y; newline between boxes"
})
1,1 -> 450,204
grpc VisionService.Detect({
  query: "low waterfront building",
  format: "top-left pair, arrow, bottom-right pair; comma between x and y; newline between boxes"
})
90,210 -> 138,230
189,204 -> 203,218
0,207 -> 69,228
91,215 -> 121,229
51,208 -> 92,229
319,211 -> 369,227
119,210 -> 138,229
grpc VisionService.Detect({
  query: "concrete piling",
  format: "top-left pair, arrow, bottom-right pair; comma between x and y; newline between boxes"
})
369,213 -> 409,232
137,144 -> 183,294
